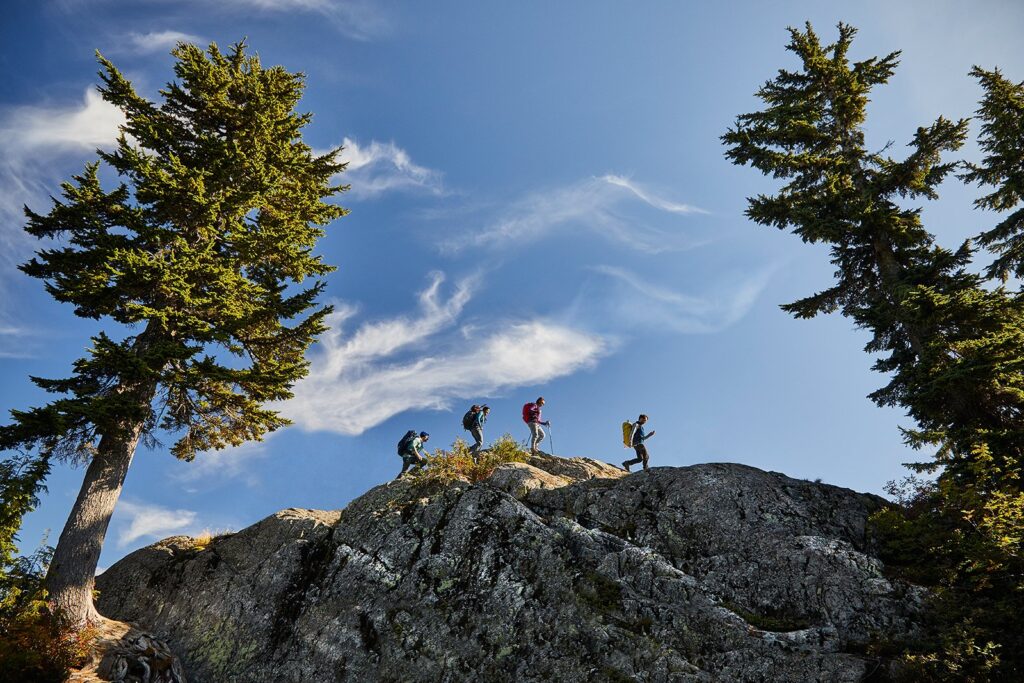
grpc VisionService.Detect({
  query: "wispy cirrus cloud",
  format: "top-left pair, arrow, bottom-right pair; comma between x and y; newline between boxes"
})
216,0 -> 390,40
603,175 -> 706,215
441,174 -> 708,255
172,440 -> 270,489
57,0 -> 390,41
335,137 -> 445,199
0,88 -> 123,307
587,264 -> 777,334
0,88 -> 123,233
0,323 -> 40,359
118,30 -> 206,55
281,272 -> 609,435
114,500 -> 197,547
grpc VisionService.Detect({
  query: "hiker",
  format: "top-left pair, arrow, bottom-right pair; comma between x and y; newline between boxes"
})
622,414 -> 656,472
463,404 -> 489,458
397,430 -> 430,478
522,396 -> 550,455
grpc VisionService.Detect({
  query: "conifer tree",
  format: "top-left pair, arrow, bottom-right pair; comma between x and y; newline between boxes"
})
0,41 -> 346,626
965,67 -> 1024,280
723,23 -> 1024,678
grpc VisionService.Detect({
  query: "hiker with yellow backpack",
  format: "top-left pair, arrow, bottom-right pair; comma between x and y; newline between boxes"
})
621,414 -> 655,472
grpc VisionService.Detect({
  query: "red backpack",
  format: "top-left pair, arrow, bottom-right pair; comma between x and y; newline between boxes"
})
522,403 -> 534,423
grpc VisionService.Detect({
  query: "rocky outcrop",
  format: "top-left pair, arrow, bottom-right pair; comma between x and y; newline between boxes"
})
97,457 -> 922,682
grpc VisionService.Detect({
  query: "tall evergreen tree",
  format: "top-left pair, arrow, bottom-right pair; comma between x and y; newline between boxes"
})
965,67 -> 1024,280
723,23 -> 1024,679
0,41 -> 346,626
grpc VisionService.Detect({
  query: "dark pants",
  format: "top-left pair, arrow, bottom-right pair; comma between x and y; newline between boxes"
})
623,443 -> 649,471
399,452 -> 426,477
469,426 -> 484,457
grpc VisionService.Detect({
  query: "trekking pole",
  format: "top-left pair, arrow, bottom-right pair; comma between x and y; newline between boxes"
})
547,424 -> 555,456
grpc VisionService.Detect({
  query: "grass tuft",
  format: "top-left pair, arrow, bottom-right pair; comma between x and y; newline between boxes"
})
409,434 -> 530,485
190,528 -> 233,551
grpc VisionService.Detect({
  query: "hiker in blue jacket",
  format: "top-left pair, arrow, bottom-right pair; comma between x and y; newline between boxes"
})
622,415 -> 655,472
468,405 -> 489,459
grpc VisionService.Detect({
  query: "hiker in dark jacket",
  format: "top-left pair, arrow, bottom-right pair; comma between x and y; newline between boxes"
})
622,415 -> 655,472
468,405 -> 489,458
398,431 -> 430,478
522,397 -> 550,455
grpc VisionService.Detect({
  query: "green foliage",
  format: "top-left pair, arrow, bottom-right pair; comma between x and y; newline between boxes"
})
411,434 -> 530,485
871,476 -> 1024,681
0,546 -> 95,683
724,22 -> 1024,680
963,67 -> 1024,280
0,453 -> 49,571
2,39 -> 344,464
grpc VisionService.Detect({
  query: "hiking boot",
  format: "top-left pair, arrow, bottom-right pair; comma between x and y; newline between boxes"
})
621,461 -> 630,472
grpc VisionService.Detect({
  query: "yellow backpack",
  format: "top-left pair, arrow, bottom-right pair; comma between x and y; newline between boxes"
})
621,420 -> 634,448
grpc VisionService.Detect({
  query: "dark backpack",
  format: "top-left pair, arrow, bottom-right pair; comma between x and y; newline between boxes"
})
462,406 -> 480,430
397,430 -> 418,455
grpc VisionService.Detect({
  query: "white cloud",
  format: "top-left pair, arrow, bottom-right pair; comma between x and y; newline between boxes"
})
217,0 -> 390,40
0,88 -> 123,236
0,88 -> 123,312
336,137 -> 445,199
589,264 -> 777,334
0,323 -> 39,359
122,30 -> 205,54
56,0 -> 390,40
172,440 -> 270,488
282,273 -> 609,435
442,175 -> 709,254
114,500 -> 197,547
1,88 -> 123,157
602,175 -> 707,215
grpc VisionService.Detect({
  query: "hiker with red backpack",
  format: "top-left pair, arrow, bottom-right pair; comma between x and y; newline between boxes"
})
462,404 -> 489,458
396,430 -> 430,478
622,414 -> 655,472
522,397 -> 550,455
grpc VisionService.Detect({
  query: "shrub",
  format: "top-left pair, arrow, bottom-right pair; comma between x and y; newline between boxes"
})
412,434 -> 530,485
0,545 -> 95,683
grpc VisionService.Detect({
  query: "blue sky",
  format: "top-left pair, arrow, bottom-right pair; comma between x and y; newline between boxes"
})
4,1 -> 1024,569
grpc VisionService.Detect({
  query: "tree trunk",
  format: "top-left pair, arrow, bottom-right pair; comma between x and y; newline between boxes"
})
872,235 -> 928,358
46,409 -> 150,626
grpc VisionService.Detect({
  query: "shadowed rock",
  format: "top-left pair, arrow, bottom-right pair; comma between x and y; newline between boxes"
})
97,458 -> 920,682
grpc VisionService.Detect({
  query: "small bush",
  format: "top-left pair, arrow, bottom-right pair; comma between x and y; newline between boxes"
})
411,434 -> 529,485
0,545 -> 95,683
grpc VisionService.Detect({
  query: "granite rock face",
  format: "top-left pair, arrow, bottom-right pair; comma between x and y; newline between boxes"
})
97,458 -> 922,682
